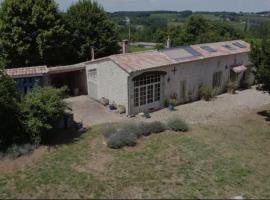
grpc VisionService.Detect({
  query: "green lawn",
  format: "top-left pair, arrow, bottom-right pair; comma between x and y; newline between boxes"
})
129,46 -> 155,53
0,111 -> 270,199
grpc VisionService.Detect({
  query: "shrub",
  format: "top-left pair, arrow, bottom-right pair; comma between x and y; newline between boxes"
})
137,122 -> 153,136
199,85 -> 216,101
163,99 -> 169,107
20,87 -> 68,145
146,121 -> 166,134
5,144 -> 34,159
227,81 -> 237,94
166,118 -> 190,132
133,122 -> 166,137
102,124 -> 118,139
103,121 -> 167,149
107,132 -> 137,149
117,105 -> 126,114
169,99 -> 178,106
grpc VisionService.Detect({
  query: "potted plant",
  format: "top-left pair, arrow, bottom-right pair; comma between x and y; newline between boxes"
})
163,99 -> 169,108
168,99 -> 177,111
227,81 -> 237,94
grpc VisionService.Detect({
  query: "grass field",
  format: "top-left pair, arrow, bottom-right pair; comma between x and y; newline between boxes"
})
0,108 -> 270,199
129,46 -> 155,53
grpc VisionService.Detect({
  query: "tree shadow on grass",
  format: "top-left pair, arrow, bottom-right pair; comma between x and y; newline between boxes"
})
257,110 -> 270,122
45,126 -> 88,146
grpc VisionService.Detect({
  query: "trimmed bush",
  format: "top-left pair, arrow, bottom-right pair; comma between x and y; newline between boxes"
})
107,132 -> 137,149
103,121 -> 167,149
166,118 -> 190,132
146,121 -> 166,134
102,124 -> 118,139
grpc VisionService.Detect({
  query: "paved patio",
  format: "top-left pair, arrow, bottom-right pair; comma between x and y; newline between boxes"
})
66,87 -> 270,127
65,96 -> 126,127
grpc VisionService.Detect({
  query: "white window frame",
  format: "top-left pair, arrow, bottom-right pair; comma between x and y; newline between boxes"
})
134,74 -> 161,107
88,69 -> 97,81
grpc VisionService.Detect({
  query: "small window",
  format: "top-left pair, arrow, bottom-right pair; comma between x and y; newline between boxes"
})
213,71 -> 222,88
88,69 -> 97,80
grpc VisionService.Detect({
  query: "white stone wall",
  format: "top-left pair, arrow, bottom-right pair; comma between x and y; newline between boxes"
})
86,60 -> 130,113
129,52 -> 250,115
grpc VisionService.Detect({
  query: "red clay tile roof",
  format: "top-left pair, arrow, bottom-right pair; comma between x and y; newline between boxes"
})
5,66 -> 48,78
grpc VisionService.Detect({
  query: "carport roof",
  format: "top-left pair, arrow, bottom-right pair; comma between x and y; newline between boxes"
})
48,62 -> 86,74
88,40 -> 250,74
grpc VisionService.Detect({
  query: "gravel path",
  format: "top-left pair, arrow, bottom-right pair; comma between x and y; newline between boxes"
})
146,87 -> 270,125
66,87 -> 270,127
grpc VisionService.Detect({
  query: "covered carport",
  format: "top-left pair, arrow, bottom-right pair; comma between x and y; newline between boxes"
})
48,63 -> 88,96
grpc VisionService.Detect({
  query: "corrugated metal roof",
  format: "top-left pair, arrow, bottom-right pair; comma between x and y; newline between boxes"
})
109,51 -> 177,73
5,66 -> 48,78
89,40 -> 250,74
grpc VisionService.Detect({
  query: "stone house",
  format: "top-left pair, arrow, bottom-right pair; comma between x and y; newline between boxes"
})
85,40 -> 252,115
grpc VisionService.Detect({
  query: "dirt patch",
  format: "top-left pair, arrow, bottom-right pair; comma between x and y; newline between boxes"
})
73,135 -> 113,176
74,153 -> 113,175
0,146 -> 49,174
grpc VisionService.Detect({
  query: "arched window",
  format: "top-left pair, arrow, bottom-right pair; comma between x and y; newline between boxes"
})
133,72 -> 165,107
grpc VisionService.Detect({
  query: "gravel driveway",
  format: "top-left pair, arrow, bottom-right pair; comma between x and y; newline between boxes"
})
147,87 -> 270,125
66,87 -> 270,127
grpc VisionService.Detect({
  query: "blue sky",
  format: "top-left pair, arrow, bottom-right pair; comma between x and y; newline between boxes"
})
56,0 -> 270,12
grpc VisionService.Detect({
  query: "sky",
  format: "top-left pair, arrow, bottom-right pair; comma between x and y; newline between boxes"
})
56,0 -> 270,12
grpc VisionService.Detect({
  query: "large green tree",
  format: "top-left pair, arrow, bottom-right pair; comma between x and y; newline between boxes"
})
65,0 -> 120,61
0,0 -> 72,68
0,68 -> 25,149
250,39 -> 270,94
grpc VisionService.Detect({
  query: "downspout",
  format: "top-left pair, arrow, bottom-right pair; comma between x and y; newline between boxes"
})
127,74 -> 131,116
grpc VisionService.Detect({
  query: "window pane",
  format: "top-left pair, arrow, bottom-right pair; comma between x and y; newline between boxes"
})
88,69 -> 97,80
140,86 -> 147,105
134,88 -> 139,107
154,83 -> 161,102
147,85 -> 154,104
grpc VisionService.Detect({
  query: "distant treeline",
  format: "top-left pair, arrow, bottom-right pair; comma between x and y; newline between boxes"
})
110,10 -> 270,44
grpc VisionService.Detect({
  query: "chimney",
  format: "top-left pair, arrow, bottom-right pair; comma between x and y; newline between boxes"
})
166,36 -> 171,49
91,46 -> 95,61
122,40 -> 129,54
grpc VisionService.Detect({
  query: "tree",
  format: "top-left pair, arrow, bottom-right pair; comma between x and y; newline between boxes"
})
20,87 -> 68,144
0,68 -> 24,149
250,39 -> 270,94
65,0 -> 120,61
183,15 -> 208,44
0,0 -> 72,68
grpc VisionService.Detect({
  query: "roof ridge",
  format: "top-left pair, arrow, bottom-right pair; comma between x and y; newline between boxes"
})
110,49 -> 158,57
